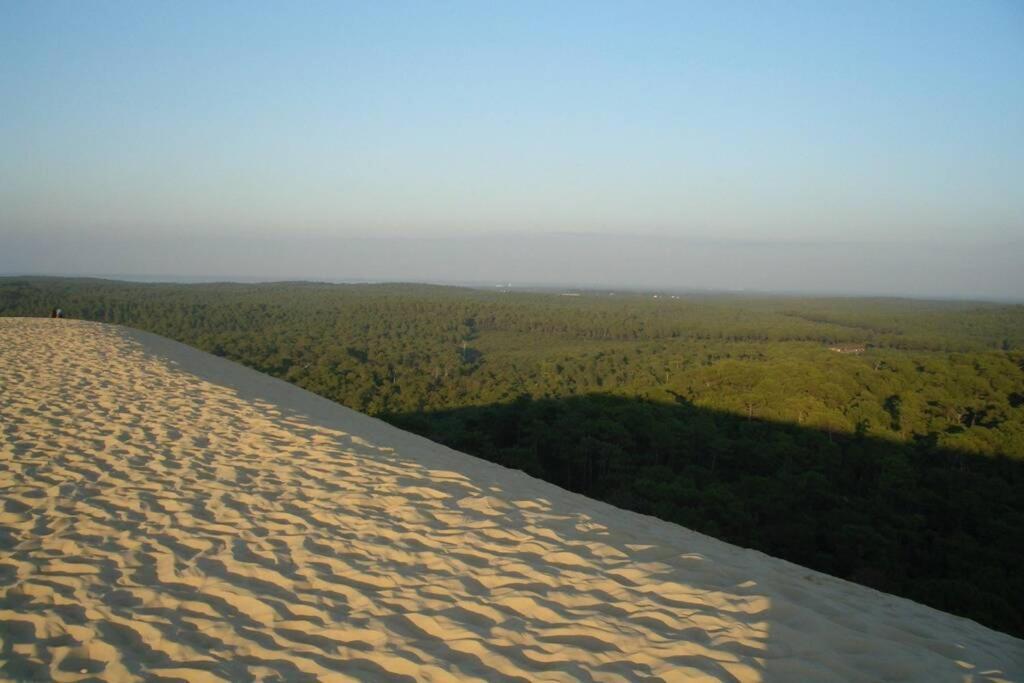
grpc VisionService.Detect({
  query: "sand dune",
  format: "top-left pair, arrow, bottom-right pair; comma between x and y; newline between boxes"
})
1,317 -> 1021,682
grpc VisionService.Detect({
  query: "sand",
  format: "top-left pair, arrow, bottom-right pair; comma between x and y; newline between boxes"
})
1,317 -> 1021,682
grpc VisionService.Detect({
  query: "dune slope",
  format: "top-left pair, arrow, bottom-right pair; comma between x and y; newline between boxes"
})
1,318 -> 1021,682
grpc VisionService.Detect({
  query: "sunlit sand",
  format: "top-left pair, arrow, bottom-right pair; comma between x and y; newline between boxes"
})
2,318 -> 1021,681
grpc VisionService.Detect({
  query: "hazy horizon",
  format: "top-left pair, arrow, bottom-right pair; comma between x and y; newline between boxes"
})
3,2 -> 1022,299
3,232 -> 1022,302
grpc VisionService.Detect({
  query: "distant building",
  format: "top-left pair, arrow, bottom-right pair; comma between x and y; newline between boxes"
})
828,344 -> 866,354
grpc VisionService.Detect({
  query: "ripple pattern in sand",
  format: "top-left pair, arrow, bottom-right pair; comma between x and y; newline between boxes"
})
0,321 -> 771,682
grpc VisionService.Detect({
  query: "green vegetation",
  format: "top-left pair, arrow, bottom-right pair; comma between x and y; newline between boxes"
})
3,276 -> 1024,636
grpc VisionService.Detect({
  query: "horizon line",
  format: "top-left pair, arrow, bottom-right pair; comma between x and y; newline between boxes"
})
3,272 -> 1022,305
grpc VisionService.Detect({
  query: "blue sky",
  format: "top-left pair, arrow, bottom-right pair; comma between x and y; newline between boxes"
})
1,1 -> 1022,295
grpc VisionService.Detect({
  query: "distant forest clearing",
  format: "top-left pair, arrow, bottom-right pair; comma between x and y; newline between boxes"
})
3,277 -> 1023,637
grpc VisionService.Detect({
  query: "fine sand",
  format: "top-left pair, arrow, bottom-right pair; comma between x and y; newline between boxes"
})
1,317 -> 1021,682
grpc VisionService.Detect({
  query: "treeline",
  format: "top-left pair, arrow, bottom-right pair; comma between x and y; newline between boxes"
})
2,277 -> 1023,635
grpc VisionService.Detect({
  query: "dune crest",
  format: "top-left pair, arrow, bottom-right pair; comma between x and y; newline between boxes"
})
1,318 -> 1021,681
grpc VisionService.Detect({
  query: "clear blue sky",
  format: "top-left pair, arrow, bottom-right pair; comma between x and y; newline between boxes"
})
2,1 -> 1022,296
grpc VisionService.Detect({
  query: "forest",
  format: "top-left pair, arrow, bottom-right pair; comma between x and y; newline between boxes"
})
3,276 -> 1023,637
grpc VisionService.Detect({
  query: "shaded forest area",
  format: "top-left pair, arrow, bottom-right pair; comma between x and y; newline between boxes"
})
3,277 -> 1023,636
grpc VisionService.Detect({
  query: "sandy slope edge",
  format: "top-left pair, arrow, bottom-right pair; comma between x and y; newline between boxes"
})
1,318 -> 1021,682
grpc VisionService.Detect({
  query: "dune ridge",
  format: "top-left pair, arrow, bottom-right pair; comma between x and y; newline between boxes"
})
1,317 -> 1021,681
